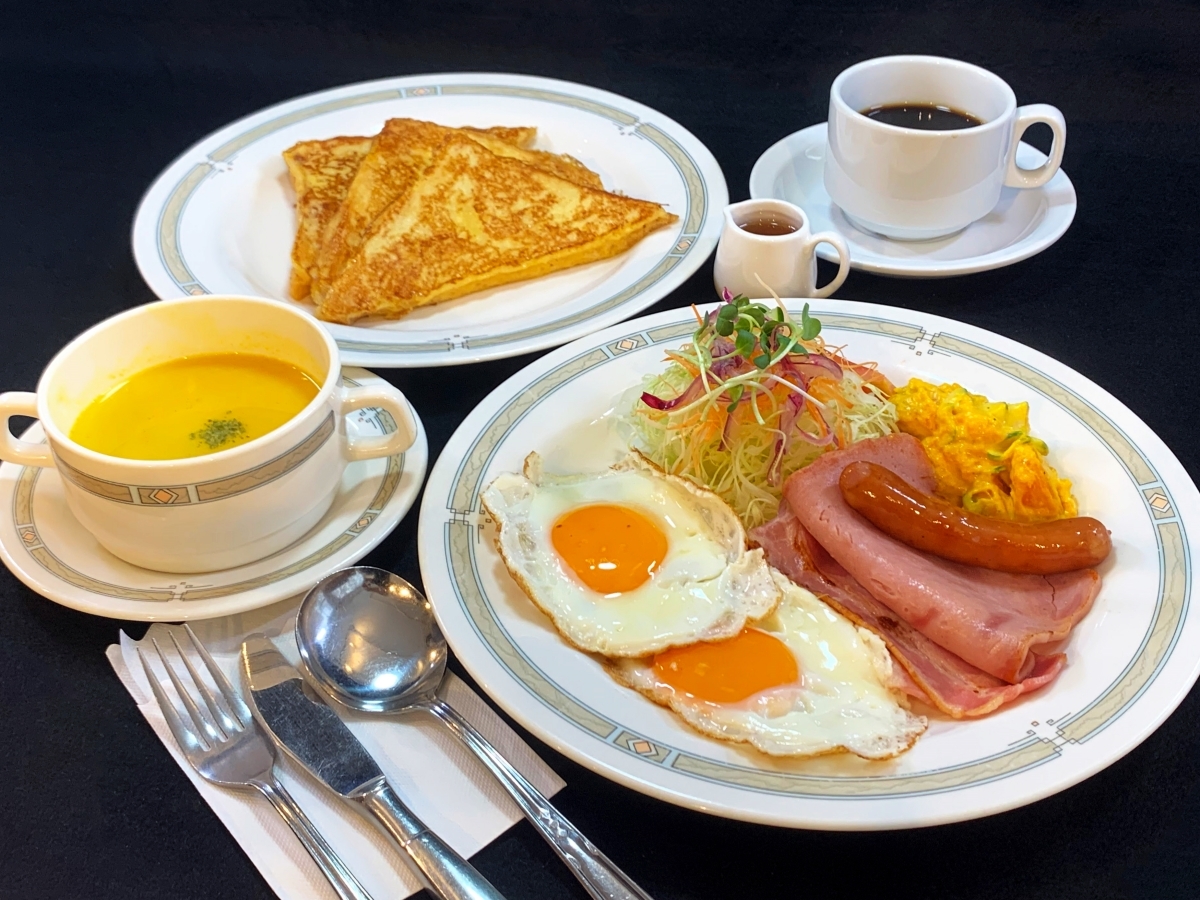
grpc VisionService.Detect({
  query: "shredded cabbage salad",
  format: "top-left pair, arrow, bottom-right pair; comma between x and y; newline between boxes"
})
625,291 -> 898,529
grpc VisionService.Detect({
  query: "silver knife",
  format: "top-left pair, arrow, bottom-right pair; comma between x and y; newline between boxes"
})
241,635 -> 506,900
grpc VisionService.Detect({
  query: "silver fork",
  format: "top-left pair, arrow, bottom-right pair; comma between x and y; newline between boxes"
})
137,623 -> 374,900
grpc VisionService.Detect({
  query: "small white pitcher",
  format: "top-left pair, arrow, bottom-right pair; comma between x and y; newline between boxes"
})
712,199 -> 850,299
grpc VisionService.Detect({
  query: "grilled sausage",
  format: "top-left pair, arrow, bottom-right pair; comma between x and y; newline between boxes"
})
838,461 -> 1111,574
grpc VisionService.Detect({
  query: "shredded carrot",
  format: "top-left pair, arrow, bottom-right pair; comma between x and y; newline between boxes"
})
808,375 -> 850,408
665,351 -> 700,378
626,296 -> 899,528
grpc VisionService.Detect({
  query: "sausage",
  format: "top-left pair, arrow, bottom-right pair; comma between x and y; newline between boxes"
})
838,461 -> 1111,574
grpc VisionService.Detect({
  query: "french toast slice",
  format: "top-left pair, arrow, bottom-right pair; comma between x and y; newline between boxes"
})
284,124 -> 537,301
282,135 -> 372,300
477,125 -> 538,149
463,129 -> 604,190
311,119 -> 603,300
315,134 -> 677,324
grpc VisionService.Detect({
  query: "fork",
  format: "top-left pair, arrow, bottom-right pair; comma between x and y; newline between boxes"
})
137,623 -> 374,900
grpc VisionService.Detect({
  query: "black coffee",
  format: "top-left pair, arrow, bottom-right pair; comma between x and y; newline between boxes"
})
862,103 -> 983,130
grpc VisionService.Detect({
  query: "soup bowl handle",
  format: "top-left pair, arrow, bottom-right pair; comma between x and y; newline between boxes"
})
338,383 -> 418,462
0,392 -> 54,468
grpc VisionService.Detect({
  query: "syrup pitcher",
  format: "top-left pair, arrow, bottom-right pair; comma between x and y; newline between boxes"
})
712,199 -> 850,299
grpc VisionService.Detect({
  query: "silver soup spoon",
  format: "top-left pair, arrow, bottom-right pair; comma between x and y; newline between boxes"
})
296,567 -> 654,900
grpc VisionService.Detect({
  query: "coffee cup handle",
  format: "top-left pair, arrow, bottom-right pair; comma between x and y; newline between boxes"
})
806,231 -> 851,299
338,383 -> 418,462
1005,104 -> 1067,189
0,392 -> 54,468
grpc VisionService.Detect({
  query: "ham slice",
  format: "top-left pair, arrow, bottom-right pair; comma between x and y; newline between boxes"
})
751,504 -> 1065,718
781,435 -> 1099,683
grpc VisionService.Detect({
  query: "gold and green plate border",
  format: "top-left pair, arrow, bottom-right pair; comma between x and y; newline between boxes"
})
148,77 -> 720,359
434,309 -> 1190,800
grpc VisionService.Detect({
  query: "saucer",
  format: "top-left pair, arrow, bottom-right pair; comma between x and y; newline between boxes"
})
748,123 -> 1077,278
0,368 -> 427,621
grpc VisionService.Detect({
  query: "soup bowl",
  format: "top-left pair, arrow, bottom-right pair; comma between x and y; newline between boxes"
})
0,295 -> 416,572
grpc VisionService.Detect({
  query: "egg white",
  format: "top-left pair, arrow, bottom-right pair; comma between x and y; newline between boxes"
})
480,451 -> 780,656
608,571 -> 928,759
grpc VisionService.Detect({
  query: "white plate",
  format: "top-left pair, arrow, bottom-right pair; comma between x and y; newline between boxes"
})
417,300 -> 1200,829
0,369 -> 427,621
132,73 -> 727,367
749,123 -> 1077,278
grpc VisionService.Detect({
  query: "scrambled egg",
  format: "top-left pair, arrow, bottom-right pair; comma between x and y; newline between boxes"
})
891,379 -> 1077,523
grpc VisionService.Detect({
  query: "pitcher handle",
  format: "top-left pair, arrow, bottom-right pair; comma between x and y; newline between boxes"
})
806,232 -> 850,299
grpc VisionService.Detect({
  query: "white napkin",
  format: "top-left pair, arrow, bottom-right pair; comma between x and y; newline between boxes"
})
107,596 -> 565,900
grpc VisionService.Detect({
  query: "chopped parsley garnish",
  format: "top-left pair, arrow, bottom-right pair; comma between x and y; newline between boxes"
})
190,416 -> 247,449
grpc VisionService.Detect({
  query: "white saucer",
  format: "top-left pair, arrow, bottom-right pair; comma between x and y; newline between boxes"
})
749,123 -> 1077,278
0,368 -> 427,621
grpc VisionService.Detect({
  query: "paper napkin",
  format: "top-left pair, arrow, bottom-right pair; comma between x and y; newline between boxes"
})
107,596 -> 565,900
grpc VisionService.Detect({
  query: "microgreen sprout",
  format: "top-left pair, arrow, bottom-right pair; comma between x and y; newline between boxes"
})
707,294 -> 819,368
630,287 -> 898,527
672,294 -> 830,417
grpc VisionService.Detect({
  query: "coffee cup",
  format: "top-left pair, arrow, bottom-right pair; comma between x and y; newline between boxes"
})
823,55 -> 1067,240
713,199 -> 850,300
0,295 -> 416,573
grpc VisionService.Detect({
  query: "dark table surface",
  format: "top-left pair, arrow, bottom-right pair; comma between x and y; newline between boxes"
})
4,2 -> 1200,898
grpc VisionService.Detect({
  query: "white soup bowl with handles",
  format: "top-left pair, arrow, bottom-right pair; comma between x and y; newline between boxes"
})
0,295 -> 416,573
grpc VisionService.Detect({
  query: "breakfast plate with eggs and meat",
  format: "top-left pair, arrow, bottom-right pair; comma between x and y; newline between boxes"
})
416,296 -> 1200,829
131,72 -> 726,367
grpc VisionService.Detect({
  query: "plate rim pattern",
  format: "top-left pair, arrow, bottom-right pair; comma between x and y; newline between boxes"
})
418,301 -> 1197,824
133,73 -> 728,366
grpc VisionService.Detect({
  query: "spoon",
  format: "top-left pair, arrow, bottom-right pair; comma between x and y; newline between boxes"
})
296,567 -> 654,900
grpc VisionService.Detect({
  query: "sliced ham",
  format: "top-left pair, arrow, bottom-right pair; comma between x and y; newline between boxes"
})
781,435 -> 1099,683
751,504 -> 1065,718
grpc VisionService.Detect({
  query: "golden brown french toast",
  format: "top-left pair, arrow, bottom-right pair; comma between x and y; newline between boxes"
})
282,135 -> 372,300
312,119 -> 603,300
315,134 -> 677,324
476,125 -> 538,149
284,124 -> 537,301
462,129 -> 604,190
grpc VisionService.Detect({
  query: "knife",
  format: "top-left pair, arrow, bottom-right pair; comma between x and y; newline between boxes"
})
241,635 -> 506,900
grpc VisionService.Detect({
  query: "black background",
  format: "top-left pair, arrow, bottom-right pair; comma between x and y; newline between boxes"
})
3,2 -> 1200,898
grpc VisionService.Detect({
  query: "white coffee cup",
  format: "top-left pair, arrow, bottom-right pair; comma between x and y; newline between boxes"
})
0,295 -> 416,573
713,199 -> 850,300
823,55 -> 1067,240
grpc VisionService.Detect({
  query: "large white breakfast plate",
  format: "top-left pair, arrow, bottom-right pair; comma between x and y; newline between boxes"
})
749,123 -> 1076,278
132,73 -> 727,368
0,369 -> 427,621
417,299 -> 1200,829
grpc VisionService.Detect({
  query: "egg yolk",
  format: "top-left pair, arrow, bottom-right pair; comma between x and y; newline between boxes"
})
652,629 -> 799,704
551,503 -> 668,594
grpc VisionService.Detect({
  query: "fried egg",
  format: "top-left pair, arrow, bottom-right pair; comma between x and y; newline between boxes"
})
608,572 -> 928,759
480,451 -> 780,656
